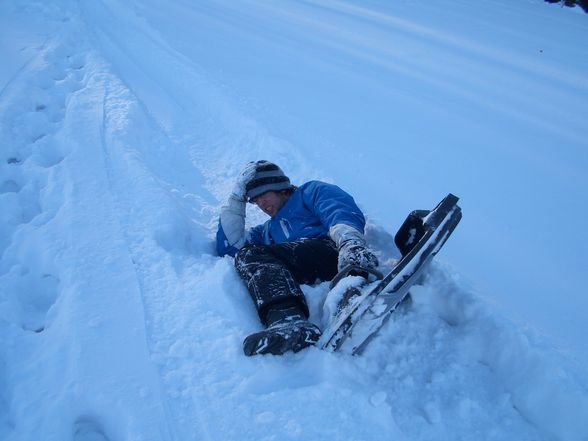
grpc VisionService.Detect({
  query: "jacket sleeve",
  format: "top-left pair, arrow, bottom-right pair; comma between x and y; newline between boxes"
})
302,181 -> 366,233
216,197 -> 267,257
216,222 -> 239,257
216,195 -> 246,257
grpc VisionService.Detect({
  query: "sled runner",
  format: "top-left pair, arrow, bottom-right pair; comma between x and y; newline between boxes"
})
319,193 -> 462,354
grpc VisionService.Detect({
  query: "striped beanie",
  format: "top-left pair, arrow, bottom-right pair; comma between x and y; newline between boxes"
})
245,160 -> 292,202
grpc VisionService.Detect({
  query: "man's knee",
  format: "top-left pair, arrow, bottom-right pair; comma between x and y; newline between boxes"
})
235,244 -> 268,268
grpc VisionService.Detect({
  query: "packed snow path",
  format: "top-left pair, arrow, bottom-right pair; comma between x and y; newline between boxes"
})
1,1 -> 587,440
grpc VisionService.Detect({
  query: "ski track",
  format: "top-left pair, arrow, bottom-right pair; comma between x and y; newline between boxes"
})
1,1 -> 588,440
1,4 -> 106,438
0,2 -> 177,440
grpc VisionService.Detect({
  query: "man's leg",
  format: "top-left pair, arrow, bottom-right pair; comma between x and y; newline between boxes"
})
268,238 -> 339,285
234,238 -> 338,355
235,238 -> 338,324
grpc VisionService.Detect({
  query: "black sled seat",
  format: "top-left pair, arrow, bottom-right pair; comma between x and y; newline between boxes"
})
394,209 -> 430,257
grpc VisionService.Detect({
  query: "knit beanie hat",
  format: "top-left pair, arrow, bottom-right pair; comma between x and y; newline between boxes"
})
245,160 -> 292,202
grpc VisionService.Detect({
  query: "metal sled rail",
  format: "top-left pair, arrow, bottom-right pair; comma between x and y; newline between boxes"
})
319,193 -> 462,353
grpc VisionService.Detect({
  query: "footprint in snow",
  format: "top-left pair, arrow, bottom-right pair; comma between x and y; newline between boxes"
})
73,419 -> 110,441
0,180 -> 22,194
1,265 -> 61,333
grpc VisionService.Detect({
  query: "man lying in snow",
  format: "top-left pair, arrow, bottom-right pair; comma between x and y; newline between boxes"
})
216,160 -> 378,356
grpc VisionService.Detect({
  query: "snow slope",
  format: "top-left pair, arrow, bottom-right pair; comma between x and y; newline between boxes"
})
1,0 -> 587,440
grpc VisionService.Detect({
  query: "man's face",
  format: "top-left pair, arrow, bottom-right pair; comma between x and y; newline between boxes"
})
253,191 -> 289,218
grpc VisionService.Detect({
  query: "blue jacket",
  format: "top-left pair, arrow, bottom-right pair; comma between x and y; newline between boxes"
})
216,181 -> 366,257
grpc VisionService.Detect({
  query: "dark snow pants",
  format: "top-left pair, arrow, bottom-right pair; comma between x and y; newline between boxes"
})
234,238 -> 339,326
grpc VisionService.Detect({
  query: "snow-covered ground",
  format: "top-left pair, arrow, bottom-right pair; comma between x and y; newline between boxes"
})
1,0 -> 587,440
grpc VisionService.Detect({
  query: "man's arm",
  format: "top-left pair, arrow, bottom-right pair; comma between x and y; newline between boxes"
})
303,181 -> 366,232
216,163 -> 257,257
302,181 -> 378,271
216,197 -> 246,256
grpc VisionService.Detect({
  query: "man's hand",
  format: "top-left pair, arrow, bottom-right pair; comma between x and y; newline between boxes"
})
231,162 -> 258,202
337,240 -> 379,272
329,224 -> 379,272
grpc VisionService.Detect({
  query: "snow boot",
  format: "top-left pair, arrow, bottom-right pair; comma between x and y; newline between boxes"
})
243,302 -> 321,356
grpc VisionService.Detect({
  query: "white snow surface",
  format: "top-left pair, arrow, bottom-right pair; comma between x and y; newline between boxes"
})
1,0 -> 587,440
